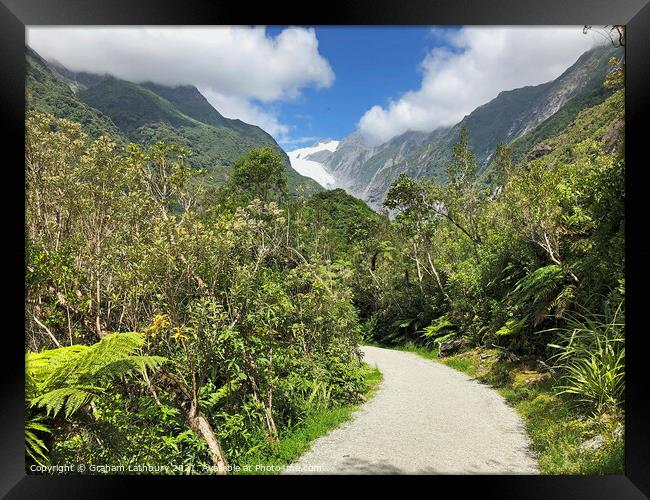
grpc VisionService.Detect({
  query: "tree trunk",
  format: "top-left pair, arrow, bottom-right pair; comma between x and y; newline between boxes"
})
426,251 -> 452,303
411,242 -> 425,294
188,400 -> 229,474
243,351 -> 278,443
156,371 -> 229,474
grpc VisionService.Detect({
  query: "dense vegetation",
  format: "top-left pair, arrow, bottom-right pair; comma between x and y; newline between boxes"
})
368,86 -> 624,395
26,48 -> 125,141
25,114 -> 374,473
25,46 -> 625,474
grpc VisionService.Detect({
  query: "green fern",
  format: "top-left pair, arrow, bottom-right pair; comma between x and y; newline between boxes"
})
25,416 -> 51,466
495,317 -> 527,336
423,314 -> 453,338
510,264 -> 573,326
512,265 -> 564,304
26,332 -> 168,418
551,284 -> 576,319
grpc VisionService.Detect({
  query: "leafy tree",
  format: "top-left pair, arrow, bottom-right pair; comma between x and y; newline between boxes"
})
228,147 -> 287,202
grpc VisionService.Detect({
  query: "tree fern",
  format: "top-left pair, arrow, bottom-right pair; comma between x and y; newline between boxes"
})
510,264 -> 574,326
26,332 -> 168,418
25,416 -> 51,466
511,265 -> 564,308
422,314 -> 453,339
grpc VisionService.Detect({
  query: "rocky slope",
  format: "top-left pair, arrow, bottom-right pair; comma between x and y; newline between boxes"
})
321,44 -> 621,209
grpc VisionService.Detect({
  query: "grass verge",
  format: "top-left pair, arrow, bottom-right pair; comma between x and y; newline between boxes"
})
235,365 -> 382,474
376,341 -> 624,475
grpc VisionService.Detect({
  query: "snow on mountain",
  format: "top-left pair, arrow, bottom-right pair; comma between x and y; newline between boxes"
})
287,140 -> 339,188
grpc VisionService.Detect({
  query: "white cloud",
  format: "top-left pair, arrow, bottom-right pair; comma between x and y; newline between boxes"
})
26,26 -> 334,140
358,26 -> 602,145
278,136 -> 321,147
200,89 -> 288,138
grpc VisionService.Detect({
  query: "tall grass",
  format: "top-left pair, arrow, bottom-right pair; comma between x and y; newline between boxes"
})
546,302 -> 624,415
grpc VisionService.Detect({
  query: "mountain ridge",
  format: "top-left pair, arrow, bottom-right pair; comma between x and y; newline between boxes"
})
322,44 -> 621,208
26,46 -> 322,196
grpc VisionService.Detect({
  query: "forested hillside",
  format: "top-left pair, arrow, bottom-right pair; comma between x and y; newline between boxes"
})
26,47 -> 322,196
26,48 -> 125,141
25,41 -> 625,475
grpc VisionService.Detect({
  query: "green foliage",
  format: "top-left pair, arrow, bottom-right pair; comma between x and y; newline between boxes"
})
508,264 -> 568,328
494,318 -> 527,337
26,332 -> 167,418
546,303 -> 625,414
363,76 -> 625,478
227,147 -> 287,202
25,111 -> 367,472
422,314 -> 454,344
25,48 -> 125,141
25,417 -> 52,466
604,57 -> 624,89
237,367 -> 382,474
508,85 -> 614,165
372,84 -> 624,432
50,392 -> 214,473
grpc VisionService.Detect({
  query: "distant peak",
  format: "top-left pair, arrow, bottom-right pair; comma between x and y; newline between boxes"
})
288,139 -> 340,156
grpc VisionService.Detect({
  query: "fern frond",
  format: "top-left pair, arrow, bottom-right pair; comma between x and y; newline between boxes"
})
77,332 -> 145,378
25,429 -> 49,464
26,332 -> 168,419
26,346 -> 88,386
423,314 -> 453,338
93,355 -> 168,380
510,264 -> 575,326
25,417 -> 51,466
551,284 -> 576,318
40,332 -> 145,390
495,317 -> 527,336
30,385 -> 105,417
512,264 -> 564,304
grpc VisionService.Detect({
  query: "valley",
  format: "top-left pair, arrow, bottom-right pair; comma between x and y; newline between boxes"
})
24,28 -> 626,477
288,44 -> 621,209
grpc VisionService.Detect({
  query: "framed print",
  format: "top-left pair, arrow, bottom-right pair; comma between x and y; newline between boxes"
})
1,0 -> 649,497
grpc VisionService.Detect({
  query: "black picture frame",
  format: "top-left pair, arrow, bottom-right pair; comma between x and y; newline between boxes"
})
2,1 -> 648,497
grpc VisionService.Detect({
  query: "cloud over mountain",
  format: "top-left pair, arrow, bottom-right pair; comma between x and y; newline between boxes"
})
357,27 -> 601,145
27,26 -> 335,138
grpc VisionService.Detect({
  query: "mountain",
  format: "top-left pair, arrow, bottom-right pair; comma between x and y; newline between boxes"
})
25,46 -> 322,196
321,44 -> 622,208
319,130 -> 434,200
26,47 -> 125,141
287,140 -> 339,189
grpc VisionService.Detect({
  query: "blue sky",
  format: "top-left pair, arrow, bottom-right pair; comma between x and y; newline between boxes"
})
27,26 -> 599,150
266,27 -> 458,148
266,26 -> 597,149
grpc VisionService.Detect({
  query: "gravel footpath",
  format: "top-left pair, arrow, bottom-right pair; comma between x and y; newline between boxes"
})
285,345 -> 538,475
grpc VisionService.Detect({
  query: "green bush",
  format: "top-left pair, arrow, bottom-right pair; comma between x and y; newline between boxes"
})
547,303 -> 625,414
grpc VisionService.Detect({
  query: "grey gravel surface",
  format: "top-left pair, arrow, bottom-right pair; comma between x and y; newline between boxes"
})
285,345 -> 538,475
